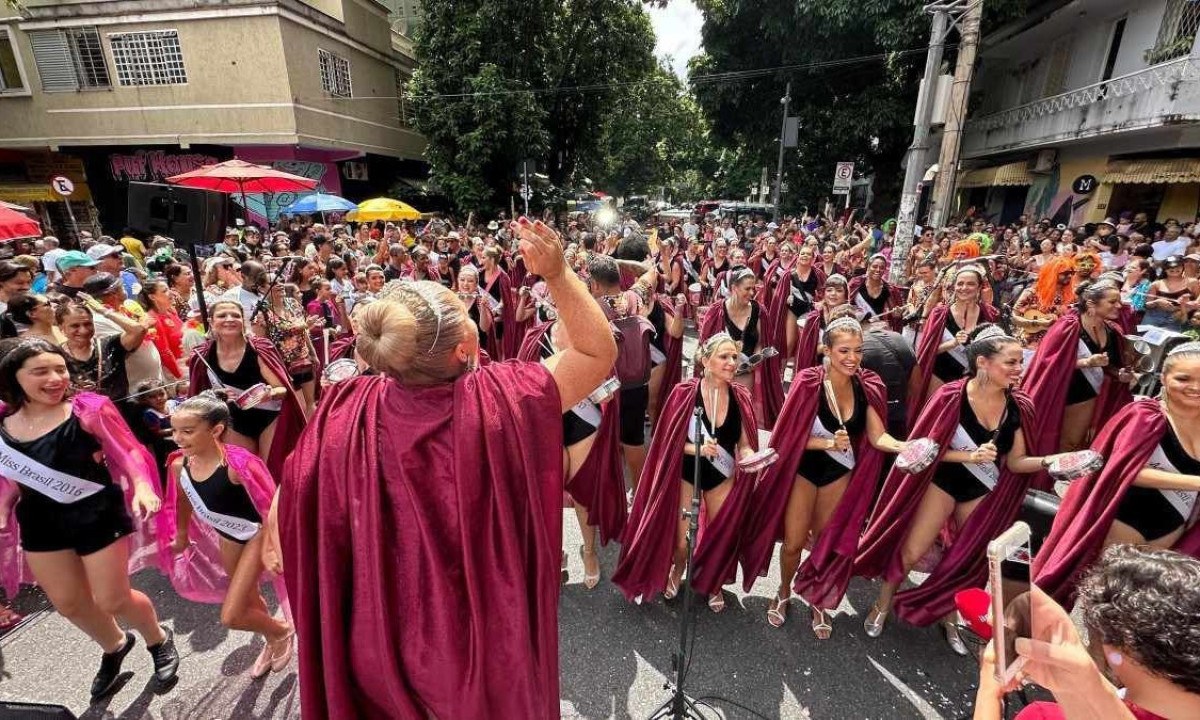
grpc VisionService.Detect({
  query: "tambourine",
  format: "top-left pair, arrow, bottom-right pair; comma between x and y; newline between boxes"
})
588,377 -> 621,404
896,437 -> 940,474
235,383 -> 272,409
738,448 -> 778,473
687,282 -> 702,306
736,346 -> 780,374
1045,450 -> 1104,481
695,304 -> 712,324
322,358 -> 361,384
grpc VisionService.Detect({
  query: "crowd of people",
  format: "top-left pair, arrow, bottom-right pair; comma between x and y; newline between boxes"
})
0,204 -> 1197,718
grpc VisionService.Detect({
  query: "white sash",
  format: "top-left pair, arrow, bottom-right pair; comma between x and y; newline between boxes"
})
808,414 -> 855,470
947,424 -> 1000,490
775,265 -> 786,279
178,465 -> 260,542
687,418 -> 736,477
1142,444 -> 1198,521
789,281 -> 811,307
902,325 -> 918,349
569,398 -> 602,430
854,291 -> 875,317
649,345 -> 666,365
1076,339 -> 1103,393
0,432 -> 105,504
485,292 -> 503,314
941,327 -> 968,368
684,259 -> 699,282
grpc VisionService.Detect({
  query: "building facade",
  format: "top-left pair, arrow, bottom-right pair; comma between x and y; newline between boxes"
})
0,0 -> 427,241
958,0 -> 1199,227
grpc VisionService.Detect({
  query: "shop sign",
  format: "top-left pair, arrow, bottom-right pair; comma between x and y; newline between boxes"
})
108,150 -> 221,183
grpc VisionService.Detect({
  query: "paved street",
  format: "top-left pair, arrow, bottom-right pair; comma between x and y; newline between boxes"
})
0,511 -> 978,720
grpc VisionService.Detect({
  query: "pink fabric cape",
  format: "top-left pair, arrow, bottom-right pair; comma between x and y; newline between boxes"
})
854,380 -> 1046,625
517,323 -> 627,545
1033,399 -> 1200,607
697,300 -> 782,429
279,366 -> 564,720
187,336 -> 306,482
907,303 -> 999,429
651,298 -> 685,433
1020,311 -> 1131,487
482,269 -> 518,360
156,445 -> 287,615
737,368 -> 887,608
847,276 -> 906,331
612,378 -> 759,600
0,393 -> 163,596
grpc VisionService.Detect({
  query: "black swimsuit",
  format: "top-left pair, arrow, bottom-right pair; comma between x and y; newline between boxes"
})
932,312 -> 973,383
208,344 -> 279,439
787,271 -> 820,317
932,393 -> 1022,503
1066,324 -> 1120,404
724,301 -> 760,356
795,378 -> 868,487
5,414 -> 133,556
182,458 -> 262,544
540,336 -> 602,447
1115,425 -> 1200,541
857,285 -> 890,316
681,385 -> 742,492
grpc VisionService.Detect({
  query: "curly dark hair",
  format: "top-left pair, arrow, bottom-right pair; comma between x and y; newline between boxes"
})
1078,544 -> 1200,694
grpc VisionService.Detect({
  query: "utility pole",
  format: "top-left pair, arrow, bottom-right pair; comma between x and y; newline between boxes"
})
890,5 -> 951,284
772,81 -> 792,218
929,0 -> 984,230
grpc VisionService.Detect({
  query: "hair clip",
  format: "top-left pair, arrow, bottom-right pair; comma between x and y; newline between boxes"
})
972,325 -> 1014,344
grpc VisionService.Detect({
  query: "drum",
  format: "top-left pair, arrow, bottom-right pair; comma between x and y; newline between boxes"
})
588,377 -> 621,404
687,282 -> 702,307
1045,450 -> 1104,481
322,358 -> 361,384
736,346 -> 780,374
896,437 -> 939,474
696,304 -> 712,325
235,383 -> 272,409
738,448 -> 778,473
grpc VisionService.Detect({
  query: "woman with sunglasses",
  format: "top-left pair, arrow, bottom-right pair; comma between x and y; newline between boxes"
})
6,293 -> 63,345
1143,255 -> 1194,332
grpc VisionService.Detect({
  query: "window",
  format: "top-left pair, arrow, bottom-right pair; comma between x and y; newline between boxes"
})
109,30 -> 187,86
319,49 -> 352,98
394,68 -> 410,126
1101,18 -> 1126,82
28,27 -> 110,91
0,28 -> 27,93
1149,0 -> 1200,64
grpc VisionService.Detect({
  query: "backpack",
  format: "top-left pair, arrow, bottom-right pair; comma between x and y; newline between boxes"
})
610,314 -> 655,388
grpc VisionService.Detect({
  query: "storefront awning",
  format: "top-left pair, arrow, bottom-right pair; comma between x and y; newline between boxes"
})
1102,158 -> 1200,184
0,183 -> 92,204
957,161 -> 1033,188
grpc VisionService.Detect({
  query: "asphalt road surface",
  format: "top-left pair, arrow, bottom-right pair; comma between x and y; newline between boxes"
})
0,512 -> 979,720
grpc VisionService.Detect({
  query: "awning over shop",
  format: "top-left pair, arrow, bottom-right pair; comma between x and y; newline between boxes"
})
957,161 -> 1033,188
1102,158 -> 1200,184
0,183 -> 92,204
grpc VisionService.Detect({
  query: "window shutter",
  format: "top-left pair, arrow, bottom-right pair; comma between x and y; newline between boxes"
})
28,30 -> 80,92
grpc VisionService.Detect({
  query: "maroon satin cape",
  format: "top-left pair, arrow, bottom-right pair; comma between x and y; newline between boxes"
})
612,378 -> 759,600
854,380 -> 1046,626
186,336 -> 305,482
793,309 -> 823,371
329,334 -> 356,362
764,265 -> 825,384
280,366 -> 564,720
1033,399 -> 1200,607
906,303 -> 999,429
651,298 -> 685,433
847,277 -> 906,331
697,301 -> 782,428
483,269 -> 518,360
511,272 -> 540,358
759,258 -> 794,310
1021,311 -> 1132,487
737,368 -> 887,610
517,323 -> 627,545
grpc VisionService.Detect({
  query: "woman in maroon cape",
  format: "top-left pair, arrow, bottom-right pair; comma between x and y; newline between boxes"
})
1021,281 -> 1134,461
187,300 -> 306,482
698,268 -> 782,429
655,237 -> 685,297
454,266 -> 499,360
517,319 -> 625,587
767,244 -> 825,364
613,333 -> 758,611
848,254 -> 906,331
740,317 -> 905,638
793,276 -> 850,371
817,242 -> 846,281
274,219 -> 617,720
856,325 -> 1056,653
699,237 -> 731,304
1033,343 -> 1200,608
748,236 -> 780,282
907,265 -> 999,429
758,240 -> 795,312
648,292 -> 685,431
480,246 -> 517,360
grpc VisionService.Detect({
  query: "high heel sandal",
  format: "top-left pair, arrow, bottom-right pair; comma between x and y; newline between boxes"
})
708,592 -> 726,613
268,627 -> 295,672
941,621 -> 969,657
811,607 -> 833,640
766,592 -> 790,627
579,545 -> 600,590
864,604 -> 888,638
663,574 -> 680,600
250,639 -> 275,679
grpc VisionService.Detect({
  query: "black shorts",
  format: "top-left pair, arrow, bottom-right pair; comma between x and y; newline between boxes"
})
1065,369 -> 1100,405
794,451 -> 852,488
230,407 -> 280,439
16,485 -> 134,556
619,385 -> 649,446
1114,486 -> 1187,542
291,369 -> 315,386
932,467 -> 993,504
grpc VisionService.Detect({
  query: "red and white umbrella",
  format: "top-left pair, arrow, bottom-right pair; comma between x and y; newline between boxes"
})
166,159 -> 318,221
0,205 -> 41,241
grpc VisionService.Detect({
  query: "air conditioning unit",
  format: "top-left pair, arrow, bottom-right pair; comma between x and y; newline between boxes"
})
1028,149 -> 1058,174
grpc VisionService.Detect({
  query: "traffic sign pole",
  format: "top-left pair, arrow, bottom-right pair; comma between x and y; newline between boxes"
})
50,175 -> 80,242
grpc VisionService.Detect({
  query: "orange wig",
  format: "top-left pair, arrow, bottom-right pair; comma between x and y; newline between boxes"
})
1034,256 -> 1077,310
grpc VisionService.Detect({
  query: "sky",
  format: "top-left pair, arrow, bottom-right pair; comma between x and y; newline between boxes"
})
647,0 -> 704,80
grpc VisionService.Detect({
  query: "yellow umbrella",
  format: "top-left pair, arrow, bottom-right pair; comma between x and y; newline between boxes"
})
345,197 -> 422,222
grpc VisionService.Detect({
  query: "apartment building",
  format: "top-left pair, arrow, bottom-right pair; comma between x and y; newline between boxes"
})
957,0 -> 1199,227
0,0 -> 427,239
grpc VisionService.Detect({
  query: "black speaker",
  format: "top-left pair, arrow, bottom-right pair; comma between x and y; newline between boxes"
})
0,701 -> 77,719
126,182 -> 225,249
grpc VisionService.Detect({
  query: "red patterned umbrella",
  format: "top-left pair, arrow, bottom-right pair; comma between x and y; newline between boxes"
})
0,205 -> 41,241
166,159 -> 318,221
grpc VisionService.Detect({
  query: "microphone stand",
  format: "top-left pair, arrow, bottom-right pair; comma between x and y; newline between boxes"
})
648,389 -> 708,720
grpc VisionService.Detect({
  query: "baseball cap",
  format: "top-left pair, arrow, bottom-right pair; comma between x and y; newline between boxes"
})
57,250 -> 98,272
487,221 -> 500,231
81,272 -> 122,296
85,244 -> 122,261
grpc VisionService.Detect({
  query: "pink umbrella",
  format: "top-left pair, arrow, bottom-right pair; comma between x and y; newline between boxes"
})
0,205 -> 41,241
166,159 -> 318,222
